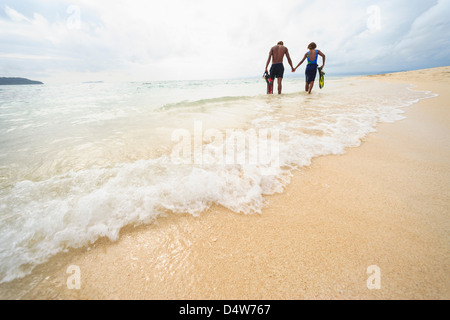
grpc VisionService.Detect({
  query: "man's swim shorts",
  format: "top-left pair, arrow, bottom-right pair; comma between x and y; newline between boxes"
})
270,63 -> 285,79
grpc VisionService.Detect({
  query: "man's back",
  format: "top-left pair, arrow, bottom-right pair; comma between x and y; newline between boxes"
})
271,45 -> 288,64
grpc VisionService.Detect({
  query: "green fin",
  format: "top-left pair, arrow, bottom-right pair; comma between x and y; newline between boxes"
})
318,67 -> 325,89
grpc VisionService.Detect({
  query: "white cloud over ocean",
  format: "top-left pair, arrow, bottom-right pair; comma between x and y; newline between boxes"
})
0,0 -> 449,82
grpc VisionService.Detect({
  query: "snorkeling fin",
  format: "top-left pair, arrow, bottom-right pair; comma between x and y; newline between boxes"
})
263,71 -> 274,94
318,67 -> 325,89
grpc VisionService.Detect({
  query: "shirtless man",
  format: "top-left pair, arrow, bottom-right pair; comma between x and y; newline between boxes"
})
265,41 -> 295,94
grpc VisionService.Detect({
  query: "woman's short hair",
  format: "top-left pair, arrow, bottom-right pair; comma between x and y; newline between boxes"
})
308,42 -> 317,49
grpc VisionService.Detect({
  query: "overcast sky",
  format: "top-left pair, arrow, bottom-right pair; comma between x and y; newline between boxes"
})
1,0 -> 449,83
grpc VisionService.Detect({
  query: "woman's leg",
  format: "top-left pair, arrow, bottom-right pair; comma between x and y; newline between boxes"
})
308,81 -> 315,94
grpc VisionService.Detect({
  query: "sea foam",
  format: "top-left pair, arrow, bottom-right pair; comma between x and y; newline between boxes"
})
0,78 -> 436,282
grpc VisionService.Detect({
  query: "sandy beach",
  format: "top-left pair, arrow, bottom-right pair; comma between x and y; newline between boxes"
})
1,66 -> 449,300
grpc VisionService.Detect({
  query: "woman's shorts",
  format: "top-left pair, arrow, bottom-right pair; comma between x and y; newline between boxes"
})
305,64 -> 318,83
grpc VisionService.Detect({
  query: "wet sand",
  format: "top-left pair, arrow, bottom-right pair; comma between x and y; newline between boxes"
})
1,66 -> 449,300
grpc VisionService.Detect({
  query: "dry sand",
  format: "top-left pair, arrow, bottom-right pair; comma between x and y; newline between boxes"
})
1,66 -> 449,300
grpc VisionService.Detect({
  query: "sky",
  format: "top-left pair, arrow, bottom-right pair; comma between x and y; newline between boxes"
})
0,0 -> 449,83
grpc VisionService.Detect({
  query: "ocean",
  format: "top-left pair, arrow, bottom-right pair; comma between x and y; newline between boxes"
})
0,76 -> 435,283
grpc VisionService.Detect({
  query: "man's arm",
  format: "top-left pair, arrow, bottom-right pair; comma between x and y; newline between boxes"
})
265,48 -> 273,73
318,51 -> 326,69
286,49 -> 294,72
294,53 -> 308,71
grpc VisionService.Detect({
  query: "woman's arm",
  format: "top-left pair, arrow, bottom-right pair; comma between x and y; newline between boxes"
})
318,50 -> 326,69
294,53 -> 307,71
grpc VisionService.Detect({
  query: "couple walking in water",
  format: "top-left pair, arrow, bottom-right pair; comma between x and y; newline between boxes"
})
264,41 -> 326,94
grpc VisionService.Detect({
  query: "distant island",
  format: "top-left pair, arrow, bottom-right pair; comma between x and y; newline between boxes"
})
0,77 -> 44,85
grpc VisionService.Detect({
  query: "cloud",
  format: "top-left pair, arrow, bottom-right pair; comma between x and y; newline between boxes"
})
393,0 -> 450,67
1,0 -> 304,81
0,0 -> 449,82
0,53 -> 76,60
304,0 -> 450,73
4,5 -> 30,22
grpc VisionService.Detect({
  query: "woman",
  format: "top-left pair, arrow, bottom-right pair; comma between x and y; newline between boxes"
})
294,42 -> 326,94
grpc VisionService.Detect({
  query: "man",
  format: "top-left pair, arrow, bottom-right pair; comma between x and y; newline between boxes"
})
265,41 -> 295,94
293,42 -> 326,94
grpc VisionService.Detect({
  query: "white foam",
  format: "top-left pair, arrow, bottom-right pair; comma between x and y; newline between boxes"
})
0,78 -> 436,283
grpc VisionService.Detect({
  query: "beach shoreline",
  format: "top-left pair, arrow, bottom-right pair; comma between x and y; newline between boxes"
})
1,66 -> 449,300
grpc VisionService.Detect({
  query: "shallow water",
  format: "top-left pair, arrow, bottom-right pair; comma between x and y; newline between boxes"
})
0,77 -> 435,283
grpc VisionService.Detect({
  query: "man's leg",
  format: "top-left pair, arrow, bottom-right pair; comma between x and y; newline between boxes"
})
277,78 -> 283,94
